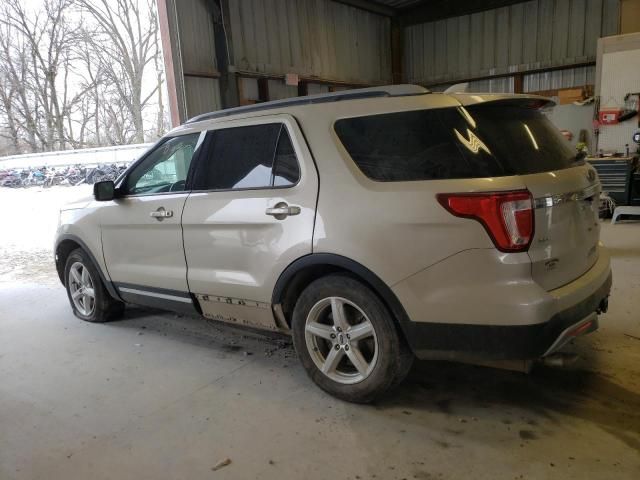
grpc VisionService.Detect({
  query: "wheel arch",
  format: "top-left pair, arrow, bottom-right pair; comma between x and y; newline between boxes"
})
55,234 -> 121,301
272,253 -> 411,340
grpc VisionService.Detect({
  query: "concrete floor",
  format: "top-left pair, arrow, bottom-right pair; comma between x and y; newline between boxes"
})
1,190 -> 639,479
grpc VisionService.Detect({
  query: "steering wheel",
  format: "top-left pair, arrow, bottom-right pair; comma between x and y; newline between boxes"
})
169,180 -> 186,192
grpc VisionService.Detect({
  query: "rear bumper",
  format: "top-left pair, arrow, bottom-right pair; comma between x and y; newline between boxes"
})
397,249 -> 612,361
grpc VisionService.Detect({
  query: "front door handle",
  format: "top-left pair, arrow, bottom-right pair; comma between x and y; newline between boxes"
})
150,207 -> 173,220
265,202 -> 301,220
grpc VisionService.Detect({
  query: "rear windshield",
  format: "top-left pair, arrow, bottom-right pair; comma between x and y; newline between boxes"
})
334,104 -> 578,182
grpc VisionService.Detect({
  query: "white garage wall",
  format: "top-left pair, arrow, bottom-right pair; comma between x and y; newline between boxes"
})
598,47 -> 640,153
545,103 -> 596,151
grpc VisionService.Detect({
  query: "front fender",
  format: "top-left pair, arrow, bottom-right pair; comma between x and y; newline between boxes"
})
55,207 -> 120,301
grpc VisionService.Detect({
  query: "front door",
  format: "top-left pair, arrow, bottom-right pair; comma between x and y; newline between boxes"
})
181,115 -> 318,330
101,132 -> 204,310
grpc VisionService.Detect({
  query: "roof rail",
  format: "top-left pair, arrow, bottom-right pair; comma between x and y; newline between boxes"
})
185,84 -> 430,124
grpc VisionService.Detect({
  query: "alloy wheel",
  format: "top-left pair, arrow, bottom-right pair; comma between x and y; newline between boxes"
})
68,262 -> 96,317
304,296 -> 379,384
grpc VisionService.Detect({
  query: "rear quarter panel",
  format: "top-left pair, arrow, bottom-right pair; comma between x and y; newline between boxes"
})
293,97 -> 529,287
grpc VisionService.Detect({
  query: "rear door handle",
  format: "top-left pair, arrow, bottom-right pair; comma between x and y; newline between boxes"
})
150,207 -> 173,220
265,202 -> 301,219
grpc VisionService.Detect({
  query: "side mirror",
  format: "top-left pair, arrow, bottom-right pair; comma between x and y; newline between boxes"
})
633,130 -> 640,145
94,180 -> 115,201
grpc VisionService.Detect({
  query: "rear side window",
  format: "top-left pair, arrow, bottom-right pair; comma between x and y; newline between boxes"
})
193,124 -> 300,190
334,105 -> 577,181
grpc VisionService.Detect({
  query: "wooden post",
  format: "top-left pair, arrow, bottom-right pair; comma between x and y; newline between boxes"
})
513,73 -> 524,94
257,78 -> 269,102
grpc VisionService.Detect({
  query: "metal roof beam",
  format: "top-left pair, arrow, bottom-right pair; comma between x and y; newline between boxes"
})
399,0 -> 529,26
331,0 -> 397,17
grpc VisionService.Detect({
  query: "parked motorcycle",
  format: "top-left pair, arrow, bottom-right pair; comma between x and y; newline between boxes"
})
0,162 -> 131,188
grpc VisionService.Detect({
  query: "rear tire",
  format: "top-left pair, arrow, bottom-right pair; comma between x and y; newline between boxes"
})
64,248 -> 124,323
292,274 -> 413,403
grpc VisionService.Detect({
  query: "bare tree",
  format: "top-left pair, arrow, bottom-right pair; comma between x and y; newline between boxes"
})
0,66 -> 21,152
70,29 -> 109,148
0,0 -> 166,155
0,19 -> 41,152
6,0 -> 78,150
76,0 -> 160,143
0,0 -> 90,152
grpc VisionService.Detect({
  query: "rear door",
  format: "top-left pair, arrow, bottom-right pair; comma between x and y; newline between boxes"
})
182,115 -> 318,330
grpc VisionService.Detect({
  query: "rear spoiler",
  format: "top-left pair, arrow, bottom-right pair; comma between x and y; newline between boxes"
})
449,93 -> 555,110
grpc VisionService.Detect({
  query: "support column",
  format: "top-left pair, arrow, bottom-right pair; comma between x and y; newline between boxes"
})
297,81 -> 309,97
213,0 -> 240,108
257,78 -> 270,102
157,0 -> 185,127
391,18 -> 403,84
513,73 -> 524,94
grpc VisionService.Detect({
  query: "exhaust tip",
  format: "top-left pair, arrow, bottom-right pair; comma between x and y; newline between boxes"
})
541,352 -> 579,368
597,297 -> 609,314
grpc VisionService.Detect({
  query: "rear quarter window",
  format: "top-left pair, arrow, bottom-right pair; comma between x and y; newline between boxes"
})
334,105 -> 577,182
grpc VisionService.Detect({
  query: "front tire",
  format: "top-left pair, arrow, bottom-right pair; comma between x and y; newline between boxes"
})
292,274 -> 413,403
64,248 -> 124,323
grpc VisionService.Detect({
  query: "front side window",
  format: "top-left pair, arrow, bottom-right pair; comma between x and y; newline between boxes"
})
124,133 -> 200,195
193,123 -> 300,191
334,104 -> 577,182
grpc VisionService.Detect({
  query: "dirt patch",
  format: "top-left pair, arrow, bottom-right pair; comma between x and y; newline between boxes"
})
0,248 -> 57,284
519,430 -> 538,440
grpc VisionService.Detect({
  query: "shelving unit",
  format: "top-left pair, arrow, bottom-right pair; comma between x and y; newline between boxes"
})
587,156 -> 637,205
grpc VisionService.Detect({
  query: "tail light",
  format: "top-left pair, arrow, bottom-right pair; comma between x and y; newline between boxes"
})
437,190 -> 534,252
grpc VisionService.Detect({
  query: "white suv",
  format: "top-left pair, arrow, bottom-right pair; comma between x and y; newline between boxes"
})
55,85 -> 612,402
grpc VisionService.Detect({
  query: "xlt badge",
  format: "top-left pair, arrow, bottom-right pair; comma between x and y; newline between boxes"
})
545,258 -> 559,270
